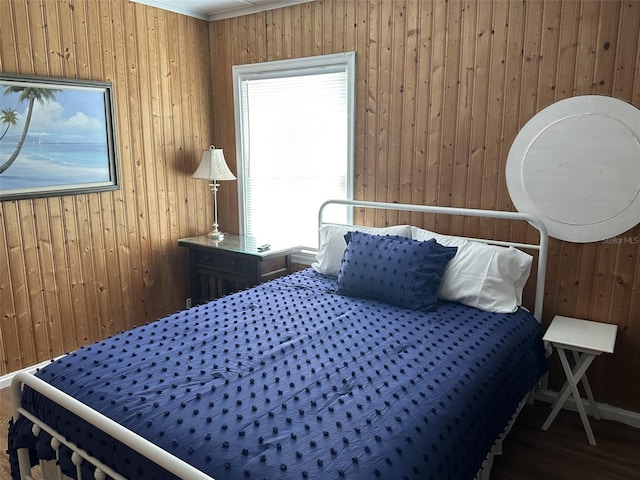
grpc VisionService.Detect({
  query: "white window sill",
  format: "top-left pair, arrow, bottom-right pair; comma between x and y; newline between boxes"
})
291,249 -> 316,266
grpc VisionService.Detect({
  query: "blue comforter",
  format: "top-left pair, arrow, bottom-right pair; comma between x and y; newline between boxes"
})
9,269 -> 546,479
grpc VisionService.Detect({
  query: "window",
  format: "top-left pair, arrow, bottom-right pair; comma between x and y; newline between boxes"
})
232,52 -> 355,252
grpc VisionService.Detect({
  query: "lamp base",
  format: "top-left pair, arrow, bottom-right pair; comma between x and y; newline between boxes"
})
207,230 -> 225,241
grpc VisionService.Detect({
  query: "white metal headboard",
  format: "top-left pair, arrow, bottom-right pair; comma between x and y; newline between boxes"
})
318,199 -> 548,322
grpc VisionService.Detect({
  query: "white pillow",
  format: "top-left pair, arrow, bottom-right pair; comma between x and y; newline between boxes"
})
313,224 -> 412,277
411,226 -> 533,313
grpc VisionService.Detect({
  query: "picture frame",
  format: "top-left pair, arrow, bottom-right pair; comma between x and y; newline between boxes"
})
0,73 -> 119,201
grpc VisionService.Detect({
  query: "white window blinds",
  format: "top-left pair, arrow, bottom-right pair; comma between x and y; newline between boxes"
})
233,53 -> 355,250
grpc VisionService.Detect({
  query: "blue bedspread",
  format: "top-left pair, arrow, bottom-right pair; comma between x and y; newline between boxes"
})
9,269 -> 546,479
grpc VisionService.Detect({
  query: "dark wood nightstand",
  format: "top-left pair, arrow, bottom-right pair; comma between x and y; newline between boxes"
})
178,234 -> 302,304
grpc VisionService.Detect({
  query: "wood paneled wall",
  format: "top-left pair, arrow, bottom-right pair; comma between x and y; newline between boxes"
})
209,0 -> 640,412
0,0 -> 214,373
1,0 -> 639,414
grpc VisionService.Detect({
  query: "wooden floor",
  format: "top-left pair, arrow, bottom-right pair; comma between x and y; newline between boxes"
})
1,387 -> 638,479
491,401 -> 640,480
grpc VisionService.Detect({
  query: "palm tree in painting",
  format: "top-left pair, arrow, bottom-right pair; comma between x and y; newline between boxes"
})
0,108 -> 18,142
0,87 -> 60,174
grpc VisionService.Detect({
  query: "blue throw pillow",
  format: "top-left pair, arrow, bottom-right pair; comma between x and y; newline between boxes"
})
336,231 -> 458,310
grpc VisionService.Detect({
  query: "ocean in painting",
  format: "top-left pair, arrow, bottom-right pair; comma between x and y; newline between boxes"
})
0,137 -> 110,191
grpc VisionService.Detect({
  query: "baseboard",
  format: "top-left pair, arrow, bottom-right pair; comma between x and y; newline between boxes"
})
0,356 -> 64,390
536,388 -> 640,429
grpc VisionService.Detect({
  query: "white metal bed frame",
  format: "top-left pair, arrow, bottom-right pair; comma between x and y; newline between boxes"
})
12,199 -> 548,480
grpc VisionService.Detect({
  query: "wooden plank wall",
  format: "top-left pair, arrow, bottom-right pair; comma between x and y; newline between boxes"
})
209,0 -> 640,412
0,0 -> 213,373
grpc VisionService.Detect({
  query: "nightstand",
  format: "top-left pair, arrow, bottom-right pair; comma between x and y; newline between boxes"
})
541,315 -> 618,446
178,235 -> 302,304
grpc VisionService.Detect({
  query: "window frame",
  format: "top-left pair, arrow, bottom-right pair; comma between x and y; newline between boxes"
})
231,52 -> 356,254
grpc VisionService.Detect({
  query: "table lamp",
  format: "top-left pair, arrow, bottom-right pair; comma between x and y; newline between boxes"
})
192,145 -> 236,240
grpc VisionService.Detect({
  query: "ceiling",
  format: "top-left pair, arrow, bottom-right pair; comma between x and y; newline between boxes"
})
130,0 -> 311,21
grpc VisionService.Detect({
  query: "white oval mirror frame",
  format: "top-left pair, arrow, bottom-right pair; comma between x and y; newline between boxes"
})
506,95 -> 640,243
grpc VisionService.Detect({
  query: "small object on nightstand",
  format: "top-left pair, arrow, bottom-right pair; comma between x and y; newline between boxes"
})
257,243 -> 271,252
541,315 -> 618,446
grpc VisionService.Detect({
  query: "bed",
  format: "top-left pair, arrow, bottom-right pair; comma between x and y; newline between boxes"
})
9,199 -> 549,480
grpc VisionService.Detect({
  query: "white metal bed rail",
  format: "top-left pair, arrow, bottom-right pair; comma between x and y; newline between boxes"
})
318,199 -> 548,322
11,371 -> 216,480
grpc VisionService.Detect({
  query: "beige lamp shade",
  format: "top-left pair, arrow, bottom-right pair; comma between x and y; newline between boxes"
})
192,145 -> 236,240
192,145 -> 236,181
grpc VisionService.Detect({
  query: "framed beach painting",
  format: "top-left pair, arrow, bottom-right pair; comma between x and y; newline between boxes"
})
0,74 -> 119,201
